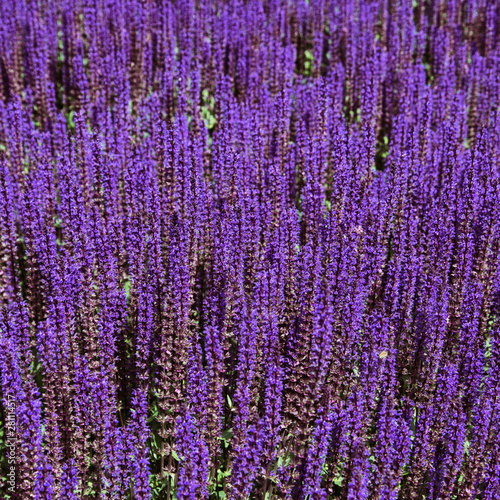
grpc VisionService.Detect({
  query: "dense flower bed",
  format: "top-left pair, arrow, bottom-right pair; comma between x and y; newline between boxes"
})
1,1 -> 499,499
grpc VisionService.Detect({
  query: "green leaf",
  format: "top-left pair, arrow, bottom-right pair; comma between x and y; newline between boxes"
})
217,469 -> 231,481
67,110 -> 75,130
221,428 -> 233,443
276,454 -> 291,469
333,475 -> 343,486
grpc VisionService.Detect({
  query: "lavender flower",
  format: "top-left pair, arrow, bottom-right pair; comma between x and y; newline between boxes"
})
0,1 -> 499,498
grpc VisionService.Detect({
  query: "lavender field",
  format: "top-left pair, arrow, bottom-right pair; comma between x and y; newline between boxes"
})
0,0 -> 500,499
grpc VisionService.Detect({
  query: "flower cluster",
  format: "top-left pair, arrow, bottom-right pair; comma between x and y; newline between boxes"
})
0,0 -> 499,499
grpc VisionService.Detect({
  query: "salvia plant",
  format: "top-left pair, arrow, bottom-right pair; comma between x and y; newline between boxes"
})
0,0 -> 499,499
